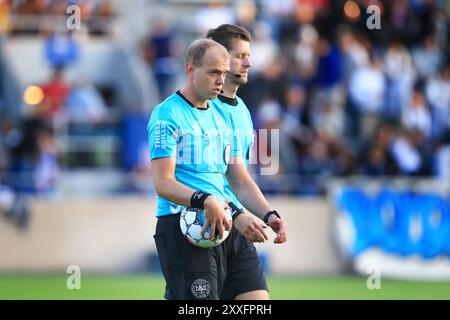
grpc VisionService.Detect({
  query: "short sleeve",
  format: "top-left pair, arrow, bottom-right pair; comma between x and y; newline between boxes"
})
147,106 -> 178,160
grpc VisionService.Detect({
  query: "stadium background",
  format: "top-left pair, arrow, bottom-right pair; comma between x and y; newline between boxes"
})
1,0 -> 450,299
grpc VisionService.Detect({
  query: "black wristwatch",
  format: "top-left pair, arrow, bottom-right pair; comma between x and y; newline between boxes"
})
228,201 -> 244,221
263,210 -> 281,225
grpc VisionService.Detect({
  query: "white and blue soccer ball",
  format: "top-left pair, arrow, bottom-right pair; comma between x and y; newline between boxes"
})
180,207 -> 232,248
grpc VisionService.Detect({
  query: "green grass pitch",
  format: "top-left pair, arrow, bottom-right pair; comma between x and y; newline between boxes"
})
0,274 -> 449,300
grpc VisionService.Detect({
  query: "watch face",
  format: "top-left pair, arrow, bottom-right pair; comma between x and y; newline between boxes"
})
264,211 -> 279,225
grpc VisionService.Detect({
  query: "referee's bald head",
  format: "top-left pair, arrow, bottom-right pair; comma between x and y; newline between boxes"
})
185,38 -> 228,67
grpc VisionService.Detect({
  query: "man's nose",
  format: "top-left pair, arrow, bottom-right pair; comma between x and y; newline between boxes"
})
217,74 -> 225,85
243,56 -> 251,68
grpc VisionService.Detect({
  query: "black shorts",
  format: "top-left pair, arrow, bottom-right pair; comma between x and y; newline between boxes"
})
153,213 -> 268,300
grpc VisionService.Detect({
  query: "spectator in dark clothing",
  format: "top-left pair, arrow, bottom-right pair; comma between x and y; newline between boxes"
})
141,20 -> 179,101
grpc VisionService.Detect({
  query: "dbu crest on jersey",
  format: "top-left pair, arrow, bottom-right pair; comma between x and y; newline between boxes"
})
191,278 -> 210,298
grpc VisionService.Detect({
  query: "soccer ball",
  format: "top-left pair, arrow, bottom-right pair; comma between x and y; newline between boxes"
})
180,207 -> 232,248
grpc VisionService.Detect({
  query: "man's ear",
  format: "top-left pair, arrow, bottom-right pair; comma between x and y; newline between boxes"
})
185,62 -> 194,76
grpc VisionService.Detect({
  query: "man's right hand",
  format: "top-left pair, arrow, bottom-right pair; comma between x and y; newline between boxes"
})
201,196 -> 232,240
233,213 -> 269,243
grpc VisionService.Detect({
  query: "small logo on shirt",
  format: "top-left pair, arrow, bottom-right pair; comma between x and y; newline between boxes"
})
216,118 -> 224,128
170,204 -> 183,214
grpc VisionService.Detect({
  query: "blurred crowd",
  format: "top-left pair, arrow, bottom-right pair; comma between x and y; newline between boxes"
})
1,0 -> 449,199
0,0 -> 115,35
141,0 -> 450,195
0,62 -> 111,199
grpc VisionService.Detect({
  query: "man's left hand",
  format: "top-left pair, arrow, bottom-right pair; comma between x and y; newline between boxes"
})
267,214 -> 287,244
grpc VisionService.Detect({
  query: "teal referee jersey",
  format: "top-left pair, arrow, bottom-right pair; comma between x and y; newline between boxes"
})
211,94 -> 255,209
147,91 -> 240,217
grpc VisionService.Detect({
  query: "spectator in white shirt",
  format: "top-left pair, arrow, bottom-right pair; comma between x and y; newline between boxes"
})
401,88 -> 432,138
348,54 -> 386,141
425,65 -> 450,138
